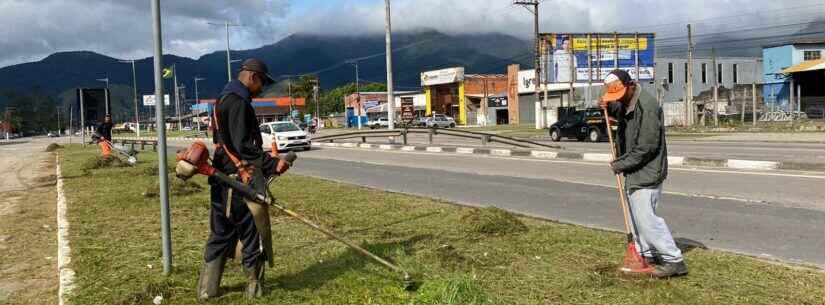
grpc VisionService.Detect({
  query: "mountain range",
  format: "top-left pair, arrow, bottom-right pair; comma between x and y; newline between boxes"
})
0,30 -> 532,106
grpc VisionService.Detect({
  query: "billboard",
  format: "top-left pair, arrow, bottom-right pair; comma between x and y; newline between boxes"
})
421,67 -> 465,86
544,33 -> 655,83
75,88 -> 111,127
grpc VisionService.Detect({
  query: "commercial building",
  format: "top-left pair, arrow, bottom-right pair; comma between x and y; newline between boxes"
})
420,67 -> 508,126
195,97 -> 306,124
344,91 -> 421,127
763,39 -> 825,117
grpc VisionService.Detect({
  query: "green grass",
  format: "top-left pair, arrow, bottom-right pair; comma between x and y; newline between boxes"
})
59,145 -> 825,305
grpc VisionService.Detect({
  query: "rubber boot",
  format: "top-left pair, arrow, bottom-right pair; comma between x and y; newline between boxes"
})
244,259 -> 265,299
196,256 -> 226,301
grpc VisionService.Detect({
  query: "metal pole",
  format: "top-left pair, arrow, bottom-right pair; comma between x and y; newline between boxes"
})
686,24 -> 694,126
57,106 -> 61,135
132,61 -> 140,137
533,2 -> 541,129
195,78 -> 200,132
104,79 -> 109,115
752,82 -> 757,126
712,48 -> 719,127
80,89 -> 86,147
173,65 -> 181,131
385,0 -> 395,130
151,0 -> 173,275
355,62 -> 362,130
225,20 -> 231,83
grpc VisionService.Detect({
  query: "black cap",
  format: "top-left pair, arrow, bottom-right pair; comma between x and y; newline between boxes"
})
239,58 -> 275,86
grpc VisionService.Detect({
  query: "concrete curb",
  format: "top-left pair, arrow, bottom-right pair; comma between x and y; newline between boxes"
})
311,142 -> 809,172
56,154 -> 75,305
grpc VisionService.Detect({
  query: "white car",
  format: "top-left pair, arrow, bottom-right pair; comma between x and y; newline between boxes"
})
260,121 -> 312,151
423,114 -> 456,128
368,117 -> 390,129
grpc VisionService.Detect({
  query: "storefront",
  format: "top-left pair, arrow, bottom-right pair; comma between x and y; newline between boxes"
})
421,67 -> 508,126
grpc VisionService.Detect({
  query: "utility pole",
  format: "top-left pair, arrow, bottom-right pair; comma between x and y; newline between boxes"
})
151,0 -> 172,276
712,48 -> 719,127
194,77 -> 205,132
515,0 -> 541,129
752,59 -> 758,125
384,0 -> 396,130
313,78 -> 320,123
349,61 -> 362,130
57,106 -> 61,135
209,21 -> 243,82
172,64 -> 182,131
96,77 -> 110,115
79,89 -> 86,146
686,24 -> 694,126
120,59 -> 140,137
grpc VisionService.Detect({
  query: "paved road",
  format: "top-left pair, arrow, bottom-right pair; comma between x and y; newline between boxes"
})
315,130 -> 825,163
283,146 -> 825,268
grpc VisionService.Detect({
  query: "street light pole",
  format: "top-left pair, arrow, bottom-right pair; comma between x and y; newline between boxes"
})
194,77 -> 205,132
120,59 -> 141,137
151,0 -> 173,275
96,77 -> 110,115
384,0 -> 395,130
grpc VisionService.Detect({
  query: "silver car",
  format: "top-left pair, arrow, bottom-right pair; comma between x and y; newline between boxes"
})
423,114 -> 456,128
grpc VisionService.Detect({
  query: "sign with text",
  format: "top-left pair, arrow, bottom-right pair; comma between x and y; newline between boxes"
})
544,33 -> 656,82
400,98 -> 415,121
142,94 -> 171,106
421,67 -> 465,86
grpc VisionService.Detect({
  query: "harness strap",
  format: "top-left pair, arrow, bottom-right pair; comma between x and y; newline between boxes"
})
213,95 -> 253,183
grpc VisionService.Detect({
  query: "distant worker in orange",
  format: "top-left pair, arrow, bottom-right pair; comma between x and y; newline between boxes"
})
96,114 -> 114,157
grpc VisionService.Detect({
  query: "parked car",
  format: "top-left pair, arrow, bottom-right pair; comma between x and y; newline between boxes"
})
260,121 -> 312,151
422,114 -> 456,128
368,117 -> 390,129
548,108 -> 615,142
47,132 -> 59,137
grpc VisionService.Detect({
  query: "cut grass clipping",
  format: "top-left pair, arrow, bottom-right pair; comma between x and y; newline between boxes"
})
45,143 -> 63,152
460,206 -> 527,235
80,155 -> 131,170
58,145 -> 825,305
143,180 -> 203,197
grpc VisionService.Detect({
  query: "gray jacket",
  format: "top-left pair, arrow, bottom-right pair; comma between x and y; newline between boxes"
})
611,85 -> 668,191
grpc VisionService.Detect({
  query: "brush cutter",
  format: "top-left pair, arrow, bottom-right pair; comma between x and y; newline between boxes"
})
602,107 -> 655,275
174,141 -> 416,290
90,132 -> 138,165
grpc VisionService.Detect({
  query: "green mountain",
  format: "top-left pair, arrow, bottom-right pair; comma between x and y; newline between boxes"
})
0,30 -> 531,114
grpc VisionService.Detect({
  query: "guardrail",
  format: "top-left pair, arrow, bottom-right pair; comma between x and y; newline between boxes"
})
313,127 -> 562,150
111,139 -> 159,152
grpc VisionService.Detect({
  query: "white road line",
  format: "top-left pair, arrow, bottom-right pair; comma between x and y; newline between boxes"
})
56,154 -> 75,305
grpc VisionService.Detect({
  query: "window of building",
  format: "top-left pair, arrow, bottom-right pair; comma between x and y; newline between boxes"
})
701,63 -> 707,84
733,64 -> 738,83
717,63 -> 723,83
684,63 -> 688,83
667,63 -> 674,84
804,50 -> 821,61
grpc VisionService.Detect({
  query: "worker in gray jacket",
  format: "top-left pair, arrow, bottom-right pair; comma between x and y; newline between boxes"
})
599,69 -> 687,278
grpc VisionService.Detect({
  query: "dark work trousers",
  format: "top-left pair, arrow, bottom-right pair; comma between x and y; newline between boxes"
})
203,176 -> 263,268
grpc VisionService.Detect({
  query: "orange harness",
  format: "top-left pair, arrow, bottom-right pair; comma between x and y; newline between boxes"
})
212,96 -> 253,184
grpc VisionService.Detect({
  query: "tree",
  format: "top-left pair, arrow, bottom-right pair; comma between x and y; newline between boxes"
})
319,82 -> 386,116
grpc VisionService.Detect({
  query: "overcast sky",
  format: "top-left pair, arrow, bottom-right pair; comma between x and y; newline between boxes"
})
0,0 -> 822,68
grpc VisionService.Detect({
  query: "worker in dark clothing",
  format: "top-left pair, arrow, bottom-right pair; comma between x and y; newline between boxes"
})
96,114 -> 113,157
197,58 -> 291,300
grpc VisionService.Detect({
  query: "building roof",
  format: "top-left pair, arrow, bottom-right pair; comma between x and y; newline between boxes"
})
763,38 -> 825,49
197,97 -> 306,107
781,59 -> 825,74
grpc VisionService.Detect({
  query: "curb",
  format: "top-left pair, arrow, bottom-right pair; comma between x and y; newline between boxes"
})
56,154 -> 75,305
311,142 -> 813,172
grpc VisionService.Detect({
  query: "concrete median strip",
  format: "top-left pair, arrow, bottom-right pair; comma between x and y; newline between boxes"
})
146,136 -> 822,173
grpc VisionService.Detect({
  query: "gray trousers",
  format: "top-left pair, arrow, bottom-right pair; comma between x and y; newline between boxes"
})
628,185 -> 683,263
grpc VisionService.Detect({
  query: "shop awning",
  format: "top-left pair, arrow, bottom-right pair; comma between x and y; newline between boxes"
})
782,59 -> 825,74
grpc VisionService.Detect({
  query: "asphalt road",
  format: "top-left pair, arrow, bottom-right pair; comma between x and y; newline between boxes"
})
286,147 -> 825,268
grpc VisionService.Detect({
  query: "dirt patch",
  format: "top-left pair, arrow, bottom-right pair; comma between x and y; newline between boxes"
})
81,155 -> 131,170
460,207 -> 527,235
32,175 -> 57,186
143,179 -> 203,197
44,143 -> 63,152
113,281 -> 174,305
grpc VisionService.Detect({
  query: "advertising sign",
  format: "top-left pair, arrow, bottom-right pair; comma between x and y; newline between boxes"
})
142,94 -> 171,106
544,33 -> 655,82
400,98 -> 415,121
487,96 -> 508,108
363,100 -> 380,110
421,67 -> 465,86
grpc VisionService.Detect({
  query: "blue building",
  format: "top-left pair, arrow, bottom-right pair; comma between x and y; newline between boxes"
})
762,39 -> 825,115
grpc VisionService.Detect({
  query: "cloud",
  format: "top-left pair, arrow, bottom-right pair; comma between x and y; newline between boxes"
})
0,0 -> 289,67
0,0 -> 822,67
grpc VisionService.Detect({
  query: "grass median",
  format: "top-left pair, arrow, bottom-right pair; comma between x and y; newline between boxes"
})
59,145 -> 825,305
